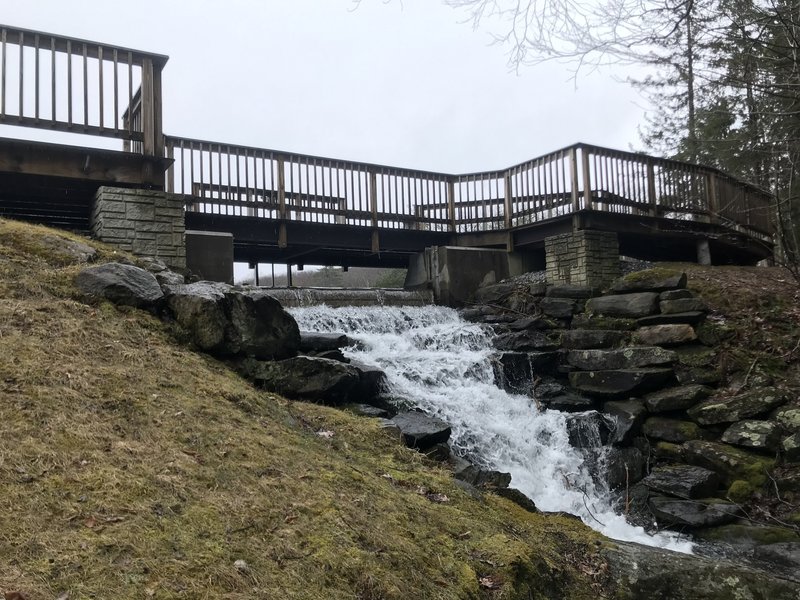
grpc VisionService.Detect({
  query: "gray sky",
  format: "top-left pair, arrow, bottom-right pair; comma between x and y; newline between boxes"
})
2,0 -> 648,173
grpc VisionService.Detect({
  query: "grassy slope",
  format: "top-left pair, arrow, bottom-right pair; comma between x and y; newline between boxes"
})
0,218 -> 604,599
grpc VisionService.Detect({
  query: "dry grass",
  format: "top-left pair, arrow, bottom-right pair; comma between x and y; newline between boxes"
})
0,218 -> 603,599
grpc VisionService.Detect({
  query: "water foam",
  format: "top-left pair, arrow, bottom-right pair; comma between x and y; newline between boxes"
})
290,304 -> 693,553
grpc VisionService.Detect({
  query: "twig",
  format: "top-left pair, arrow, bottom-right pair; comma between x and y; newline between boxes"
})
738,358 -> 759,391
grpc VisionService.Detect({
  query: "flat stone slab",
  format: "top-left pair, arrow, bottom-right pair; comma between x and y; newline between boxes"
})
688,388 -> 787,425
242,356 -> 360,405
610,271 -> 687,293
390,411 -> 452,450
299,332 -> 351,352
682,440 -> 775,486
660,289 -> 694,301
644,384 -> 713,413
649,496 -> 739,528
633,324 -> 697,346
660,298 -> 708,314
754,543 -> 800,571
493,330 -> 559,352
567,346 -> 676,371
559,329 -> 627,350
602,399 -> 646,444
546,285 -> 600,299
721,420 -> 782,451
643,417 -> 708,443
568,368 -> 674,398
539,297 -> 577,319
642,465 -> 720,499
586,292 -> 660,318
636,312 -> 707,326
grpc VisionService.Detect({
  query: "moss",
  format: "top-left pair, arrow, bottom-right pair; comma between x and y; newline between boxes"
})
726,480 -> 756,503
674,346 -> 716,368
619,267 -> 684,284
654,441 -> 684,461
570,314 -> 638,331
695,523 -> 800,546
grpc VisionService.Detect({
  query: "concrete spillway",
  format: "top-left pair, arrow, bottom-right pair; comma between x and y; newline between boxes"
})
264,287 -> 433,308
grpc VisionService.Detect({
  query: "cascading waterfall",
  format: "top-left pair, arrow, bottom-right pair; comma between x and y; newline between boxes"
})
290,304 -> 693,553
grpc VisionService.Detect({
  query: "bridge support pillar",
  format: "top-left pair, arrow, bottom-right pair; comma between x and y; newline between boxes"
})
697,239 -> 712,265
92,186 -> 186,271
544,230 -> 619,288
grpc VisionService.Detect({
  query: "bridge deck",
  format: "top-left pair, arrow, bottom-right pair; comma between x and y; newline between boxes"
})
0,23 -> 776,267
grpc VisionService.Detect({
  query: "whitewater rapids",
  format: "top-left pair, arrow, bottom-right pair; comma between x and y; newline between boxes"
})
290,304 -> 693,553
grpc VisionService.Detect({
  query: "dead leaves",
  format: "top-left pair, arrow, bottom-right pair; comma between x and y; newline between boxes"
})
479,575 -> 501,589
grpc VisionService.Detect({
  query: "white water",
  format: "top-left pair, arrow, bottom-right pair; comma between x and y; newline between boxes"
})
290,304 -> 693,553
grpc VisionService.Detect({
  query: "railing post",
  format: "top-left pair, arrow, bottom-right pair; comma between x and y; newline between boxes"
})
581,146 -> 593,210
140,58 -> 164,158
369,169 -> 379,253
647,159 -> 657,217
277,157 -> 287,248
503,169 -> 513,230
706,172 -> 718,223
165,138 -> 174,193
447,178 -> 456,233
570,147 -> 580,212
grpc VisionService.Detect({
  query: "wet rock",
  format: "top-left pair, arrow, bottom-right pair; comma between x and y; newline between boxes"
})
603,539 -> 800,599
453,464 -> 511,489
391,411 -> 452,450
682,440 -> 775,486
660,298 -> 708,314
603,399 -> 647,444
648,496 -> 739,527
644,384 -> 713,413
298,332 -> 351,352
75,262 -> 164,308
494,352 -> 560,393
610,271 -> 687,293
643,417 -> 708,443
459,308 -> 483,322
753,543 -> 800,571
688,388 -> 787,425
721,420 -> 782,451
483,314 -> 515,324
539,297 -> 577,319
507,316 -> 553,331
604,447 -> 646,489
542,393 -> 597,412
566,346 -> 675,371
565,411 -> 614,447
636,311 -> 707,326
348,359 -> 388,402
695,522 -> 800,548
345,403 -> 392,419
495,487 -> 538,512
559,329 -> 627,349
546,285 -> 600,299
568,368 -> 673,398
166,283 -> 300,359
493,330 -> 559,352
632,324 -> 697,346
586,292 -> 660,318
654,441 -> 685,462
242,356 -> 359,404
642,465 -> 720,499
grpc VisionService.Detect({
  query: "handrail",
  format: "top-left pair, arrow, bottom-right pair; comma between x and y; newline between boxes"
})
167,135 -> 774,240
0,24 -> 167,156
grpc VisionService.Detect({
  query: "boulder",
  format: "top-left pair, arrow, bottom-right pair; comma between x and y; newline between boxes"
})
643,417 -> 708,443
566,346 -> 675,371
559,329 -> 627,350
648,496 -> 739,528
659,298 -> 708,314
539,297 -> 577,319
493,330 -> 559,352
75,262 -> 163,308
632,324 -> 697,346
688,388 -> 787,425
644,384 -> 713,413
494,488 -> 538,513
155,270 -> 185,287
166,283 -> 300,359
298,332 -> 351,352
721,420 -> 782,451
660,289 -> 694,301
242,356 -> 359,404
610,270 -> 687,293
38,233 -> 98,264
636,311 -> 707,326
348,359 -> 388,402
472,282 -> 517,305
345,404 -> 392,419
453,464 -> 512,489
568,368 -> 673,398
753,543 -> 800,571
565,411 -> 614,447
782,433 -> 800,462
586,292 -> 660,318
546,285 -> 600,299
391,411 -> 452,450
695,522 -> 800,548
602,540 -> 800,599
604,447 -> 646,490
774,407 -> 800,433
603,399 -> 647,444
642,465 -> 720,499
682,440 -> 775,486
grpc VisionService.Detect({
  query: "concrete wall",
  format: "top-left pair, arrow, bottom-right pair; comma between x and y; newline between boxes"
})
92,186 -> 185,270
545,230 -> 619,288
405,246 -> 514,306
185,230 -> 234,284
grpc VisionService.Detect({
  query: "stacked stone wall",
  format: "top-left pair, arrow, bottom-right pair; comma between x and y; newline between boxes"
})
545,230 -> 619,288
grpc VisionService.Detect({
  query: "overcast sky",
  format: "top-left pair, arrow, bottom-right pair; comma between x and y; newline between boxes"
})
3,0 -> 649,174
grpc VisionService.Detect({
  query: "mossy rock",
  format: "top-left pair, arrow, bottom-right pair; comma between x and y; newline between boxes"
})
682,440 -> 775,486
695,321 -> 736,346
674,346 -> 717,369
694,522 -> 800,547
610,268 -> 687,293
570,314 -> 638,331
654,441 -> 684,462
727,479 -> 757,503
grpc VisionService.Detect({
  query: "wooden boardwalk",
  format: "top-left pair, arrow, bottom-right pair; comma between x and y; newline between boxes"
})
0,24 -> 775,267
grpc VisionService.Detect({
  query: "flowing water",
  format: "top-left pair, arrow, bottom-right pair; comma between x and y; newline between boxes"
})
290,304 -> 694,553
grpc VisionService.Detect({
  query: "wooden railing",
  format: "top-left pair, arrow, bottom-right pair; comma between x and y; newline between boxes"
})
0,24 -> 167,156
168,137 -> 774,241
